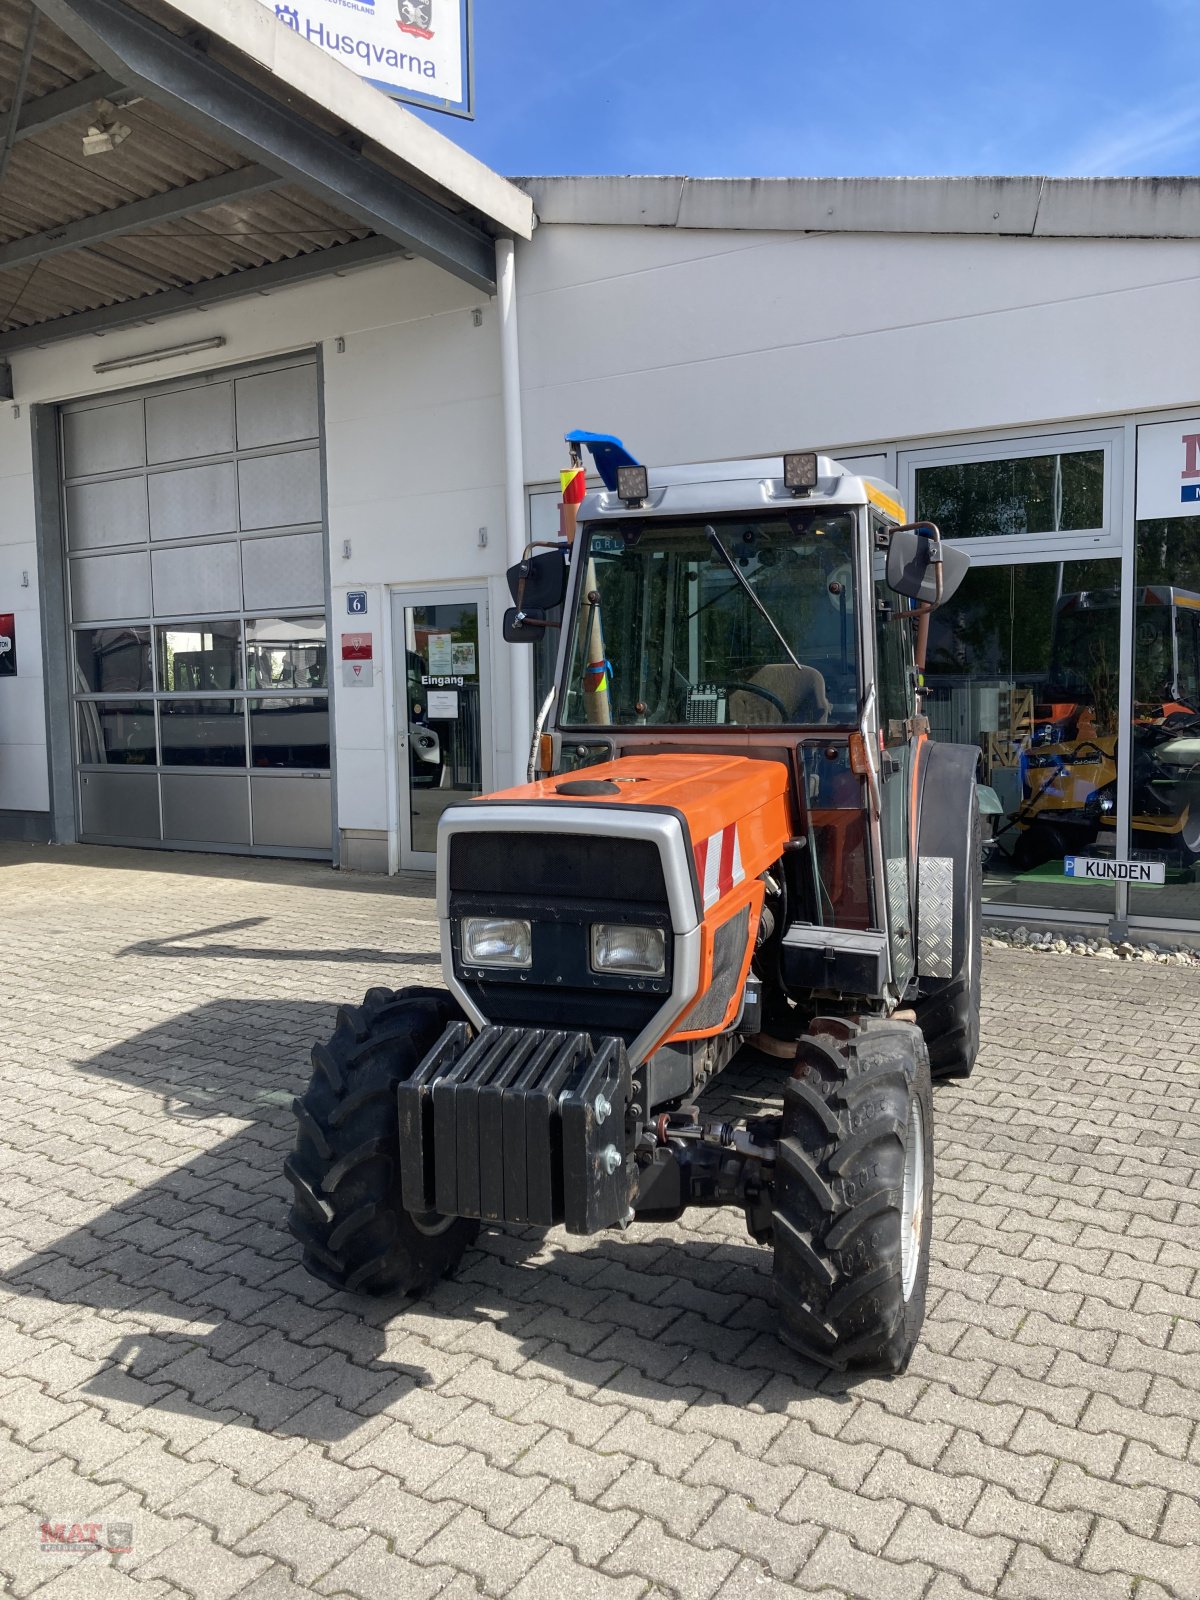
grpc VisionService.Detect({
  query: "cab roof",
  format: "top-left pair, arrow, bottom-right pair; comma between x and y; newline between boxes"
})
580,455 -> 906,525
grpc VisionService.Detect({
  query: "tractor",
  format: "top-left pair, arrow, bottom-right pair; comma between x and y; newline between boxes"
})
287,436 -> 981,1374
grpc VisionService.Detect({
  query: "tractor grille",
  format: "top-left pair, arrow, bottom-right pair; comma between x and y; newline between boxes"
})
446,831 -> 674,1042
448,831 -> 668,903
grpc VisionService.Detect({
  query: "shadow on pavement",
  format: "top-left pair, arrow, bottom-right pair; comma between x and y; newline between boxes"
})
0,839 -> 434,898
2,999 -> 876,1449
116,917 -> 441,967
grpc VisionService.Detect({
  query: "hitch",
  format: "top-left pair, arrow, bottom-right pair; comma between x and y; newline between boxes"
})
633,1114 -> 778,1241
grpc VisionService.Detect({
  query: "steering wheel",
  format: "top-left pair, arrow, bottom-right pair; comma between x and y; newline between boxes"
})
727,681 -> 789,720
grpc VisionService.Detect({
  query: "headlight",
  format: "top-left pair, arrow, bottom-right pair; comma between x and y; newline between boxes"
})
591,922 -> 666,977
462,916 -> 531,969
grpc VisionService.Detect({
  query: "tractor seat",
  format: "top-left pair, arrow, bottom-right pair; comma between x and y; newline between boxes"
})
727,663 -> 831,725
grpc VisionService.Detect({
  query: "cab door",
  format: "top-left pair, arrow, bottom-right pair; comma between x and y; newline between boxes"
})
873,548 -> 919,990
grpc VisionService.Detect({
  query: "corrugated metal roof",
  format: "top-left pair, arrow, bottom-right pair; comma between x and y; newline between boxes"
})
0,0 -> 519,347
0,0 -> 373,335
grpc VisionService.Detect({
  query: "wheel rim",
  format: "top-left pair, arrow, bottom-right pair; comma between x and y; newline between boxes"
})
409,1209 -> 459,1237
900,1097 -> 925,1302
965,874 -> 977,995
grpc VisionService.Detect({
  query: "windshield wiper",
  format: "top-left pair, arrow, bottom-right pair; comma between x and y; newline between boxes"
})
704,525 -> 804,673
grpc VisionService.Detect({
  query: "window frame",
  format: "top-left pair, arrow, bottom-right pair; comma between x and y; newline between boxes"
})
898,428 -> 1125,565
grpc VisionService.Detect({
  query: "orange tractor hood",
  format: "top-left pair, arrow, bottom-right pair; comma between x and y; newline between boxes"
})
489,752 -> 793,890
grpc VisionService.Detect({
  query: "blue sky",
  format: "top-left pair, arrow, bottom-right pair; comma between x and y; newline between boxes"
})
418,0 -> 1200,179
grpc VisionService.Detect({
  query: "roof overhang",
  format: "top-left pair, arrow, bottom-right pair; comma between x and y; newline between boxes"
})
517,175 -> 1200,239
0,0 -> 533,356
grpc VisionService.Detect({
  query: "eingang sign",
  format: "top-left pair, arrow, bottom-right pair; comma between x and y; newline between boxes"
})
267,0 -> 473,118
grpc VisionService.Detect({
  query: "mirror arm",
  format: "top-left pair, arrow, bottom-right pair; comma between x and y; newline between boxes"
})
886,523 -> 945,670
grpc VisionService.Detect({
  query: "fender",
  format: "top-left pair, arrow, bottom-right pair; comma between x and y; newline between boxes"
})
914,741 -> 980,980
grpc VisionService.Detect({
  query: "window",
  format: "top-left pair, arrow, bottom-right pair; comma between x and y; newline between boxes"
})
1127,517 -> 1200,922
157,622 -> 242,692
249,696 -> 330,769
77,700 -> 155,765
917,451 -> 1103,541
901,431 -> 1121,563
923,557 -> 1121,913
74,628 -> 151,693
160,699 -> 246,767
247,616 -> 327,689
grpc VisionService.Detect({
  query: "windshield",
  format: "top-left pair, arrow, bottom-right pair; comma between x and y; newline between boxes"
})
562,512 -> 859,727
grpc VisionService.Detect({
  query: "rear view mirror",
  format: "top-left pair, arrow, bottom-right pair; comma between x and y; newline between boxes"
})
503,606 -> 546,644
886,527 -> 970,606
506,549 -> 568,611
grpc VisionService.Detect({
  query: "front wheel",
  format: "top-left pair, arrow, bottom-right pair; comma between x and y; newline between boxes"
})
772,1018 -> 934,1374
286,985 -> 479,1295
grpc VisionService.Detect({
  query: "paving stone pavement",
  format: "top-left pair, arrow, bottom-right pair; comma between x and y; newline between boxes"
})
0,841 -> 1197,1600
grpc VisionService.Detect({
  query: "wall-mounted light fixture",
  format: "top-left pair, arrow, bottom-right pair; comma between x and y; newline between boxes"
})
82,100 -> 132,156
93,336 -> 226,375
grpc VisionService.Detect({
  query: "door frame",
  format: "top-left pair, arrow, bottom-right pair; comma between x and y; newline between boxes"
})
389,583 -> 493,874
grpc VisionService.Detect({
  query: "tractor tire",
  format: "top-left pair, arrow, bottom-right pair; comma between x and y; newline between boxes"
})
286,985 -> 479,1296
772,1018 -> 934,1374
915,799 -> 982,1080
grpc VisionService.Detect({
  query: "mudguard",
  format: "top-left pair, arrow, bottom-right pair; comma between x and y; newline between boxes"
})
914,742 -> 980,981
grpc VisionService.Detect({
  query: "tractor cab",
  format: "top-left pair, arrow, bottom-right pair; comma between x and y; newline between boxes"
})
505,441 -> 972,980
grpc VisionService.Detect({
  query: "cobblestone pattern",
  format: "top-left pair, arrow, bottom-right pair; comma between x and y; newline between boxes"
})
0,842 -> 1197,1600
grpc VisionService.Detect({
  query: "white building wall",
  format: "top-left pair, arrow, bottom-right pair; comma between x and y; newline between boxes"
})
0,253 -> 512,863
515,226 -> 1200,478
4,213 -> 1200,868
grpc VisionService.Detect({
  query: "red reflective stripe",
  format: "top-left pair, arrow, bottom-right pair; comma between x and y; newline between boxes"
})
717,824 -> 736,899
694,835 -> 709,889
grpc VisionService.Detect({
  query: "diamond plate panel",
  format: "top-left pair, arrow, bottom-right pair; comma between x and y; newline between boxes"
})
887,856 -> 914,985
918,855 -> 954,979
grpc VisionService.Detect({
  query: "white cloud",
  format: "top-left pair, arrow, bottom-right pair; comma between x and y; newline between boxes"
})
1060,96 -> 1200,176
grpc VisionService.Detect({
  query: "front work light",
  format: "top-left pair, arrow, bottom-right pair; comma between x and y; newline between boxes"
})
462,916 -> 532,969
616,464 -> 649,505
783,452 -> 819,494
591,922 -> 666,977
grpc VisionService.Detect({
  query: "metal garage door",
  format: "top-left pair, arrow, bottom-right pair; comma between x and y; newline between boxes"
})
63,355 -> 332,857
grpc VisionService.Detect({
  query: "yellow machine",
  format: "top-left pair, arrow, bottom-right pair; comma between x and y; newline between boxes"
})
1013,586 -> 1200,872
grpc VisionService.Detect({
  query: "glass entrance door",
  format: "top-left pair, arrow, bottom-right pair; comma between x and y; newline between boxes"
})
392,588 -> 491,871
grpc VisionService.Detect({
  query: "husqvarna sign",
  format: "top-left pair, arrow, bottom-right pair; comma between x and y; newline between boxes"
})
1136,418 -> 1200,521
266,0 -> 473,117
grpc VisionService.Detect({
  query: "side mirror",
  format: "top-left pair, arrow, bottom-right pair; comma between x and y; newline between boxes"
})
886,526 -> 970,606
503,606 -> 546,644
506,549 -> 568,611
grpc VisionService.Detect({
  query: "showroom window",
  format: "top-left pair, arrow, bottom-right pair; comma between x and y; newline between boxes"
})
901,429 -> 1127,922
1126,516 -> 1200,924
922,557 -> 1122,914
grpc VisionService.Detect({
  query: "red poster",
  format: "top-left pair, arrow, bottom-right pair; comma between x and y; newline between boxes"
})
341,632 -> 373,662
0,614 -> 14,676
